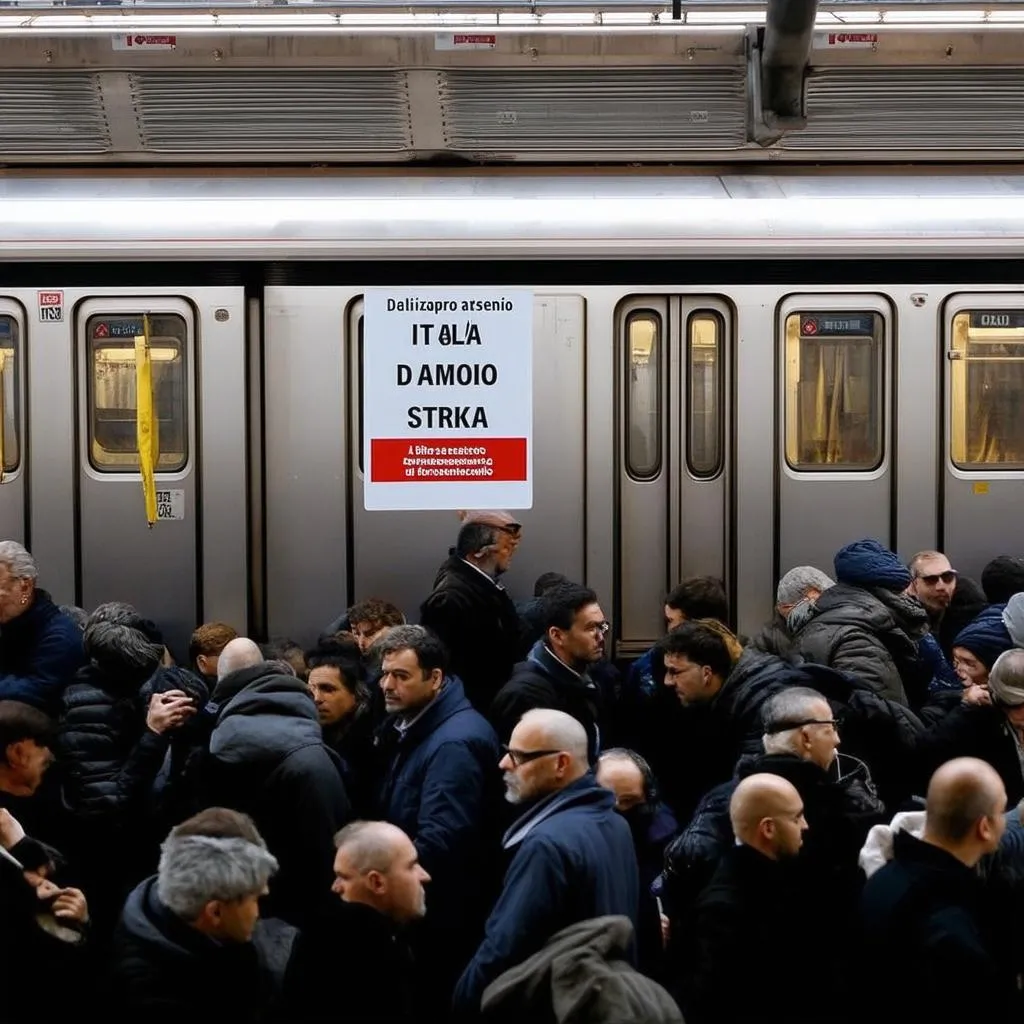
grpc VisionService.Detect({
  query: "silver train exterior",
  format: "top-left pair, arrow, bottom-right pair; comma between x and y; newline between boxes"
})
1,170 -> 1022,660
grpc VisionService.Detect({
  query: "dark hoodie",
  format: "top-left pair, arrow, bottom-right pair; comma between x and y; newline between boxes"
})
109,876 -> 293,1024
204,664 -> 351,929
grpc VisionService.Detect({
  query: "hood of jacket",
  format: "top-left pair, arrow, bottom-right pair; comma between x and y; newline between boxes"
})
803,583 -> 927,642
503,773 -> 614,850
209,663 -> 322,765
858,810 -> 925,878
120,876 -> 218,961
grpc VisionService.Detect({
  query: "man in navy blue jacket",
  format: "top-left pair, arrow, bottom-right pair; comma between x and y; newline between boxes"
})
452,708 -> 640,1017
375,625 -> 502,1017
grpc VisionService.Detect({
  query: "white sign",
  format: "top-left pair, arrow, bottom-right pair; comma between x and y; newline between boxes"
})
112,34 -> 177,51
435,33 -> 497,50
812,32 -> 879,49
37,290 -> 63,323
363,288 -> 533,511
155,489 -> 185,521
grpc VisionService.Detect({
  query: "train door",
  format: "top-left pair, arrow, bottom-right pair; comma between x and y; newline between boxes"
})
776,296 -> 894,578
0,302 -> 26,546
74,291 -> 247,660
345,293 -> 588,618
615,295 -> 732,658
941,296 -> 1024,578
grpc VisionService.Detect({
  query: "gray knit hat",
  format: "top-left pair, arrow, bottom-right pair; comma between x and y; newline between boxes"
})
777,566 -> 835,607
1003,593 -> 1024,650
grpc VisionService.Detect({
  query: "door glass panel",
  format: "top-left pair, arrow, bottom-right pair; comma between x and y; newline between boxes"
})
0,316 -> 19,474
687,313 -> 723,478
87,313 -> 188,472
950,310 -> 1024,470
625,310 -> 662,480
784,311 -> 883,471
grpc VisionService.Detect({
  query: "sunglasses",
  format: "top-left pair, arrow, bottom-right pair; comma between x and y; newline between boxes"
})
916,570 -> 958,586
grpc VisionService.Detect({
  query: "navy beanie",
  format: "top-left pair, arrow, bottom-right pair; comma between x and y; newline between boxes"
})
953,605 -> 1013,670
833,539 -> 913,593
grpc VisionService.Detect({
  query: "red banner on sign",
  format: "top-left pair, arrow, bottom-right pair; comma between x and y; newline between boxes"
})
371,438 -> 527,483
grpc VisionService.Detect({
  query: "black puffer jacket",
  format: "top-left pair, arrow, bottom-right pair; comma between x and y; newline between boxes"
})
793,583 -> 930,706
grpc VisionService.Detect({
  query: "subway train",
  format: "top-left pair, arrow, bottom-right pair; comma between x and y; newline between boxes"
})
1,168 -> 1023,661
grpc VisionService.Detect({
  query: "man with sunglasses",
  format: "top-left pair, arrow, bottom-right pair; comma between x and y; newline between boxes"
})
420,513 -> 526,711
452,708 -> 639,1017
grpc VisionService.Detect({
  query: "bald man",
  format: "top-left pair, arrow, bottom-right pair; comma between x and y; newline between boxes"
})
453,709 -> 639,1016
204,638 -> 351,929
861,757 -> 1019,1022
683,775 -> 820,1024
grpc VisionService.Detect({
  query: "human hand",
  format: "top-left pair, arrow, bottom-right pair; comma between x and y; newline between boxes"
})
0,807 -> 26,850
147,690 -> 196,734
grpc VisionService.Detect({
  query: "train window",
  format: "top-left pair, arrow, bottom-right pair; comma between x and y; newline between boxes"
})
784,311 -> 883,471
687,313 -> 723,478
87,313 -> 188,473
0,317 -> 19,475
950,310 -> 1024,470
625,310 -> 662,480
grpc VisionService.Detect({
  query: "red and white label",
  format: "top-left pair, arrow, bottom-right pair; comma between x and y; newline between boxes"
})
370,438 -> 528,484
813,32 -> 879,49
37,291 -> 63,323
112,34 -> 177,51
435,33 -> 498,51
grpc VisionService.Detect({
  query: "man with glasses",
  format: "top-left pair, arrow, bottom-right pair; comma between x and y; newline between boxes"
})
490,583 -> 610,764
452,708 -> 639,1017
420,513 -> 526,711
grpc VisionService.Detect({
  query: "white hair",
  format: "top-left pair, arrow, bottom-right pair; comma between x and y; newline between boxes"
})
776,566 -> 833,608
517,707 -> 589,763
761,687 -> 829,756
0,541 -> 37,581
216,637 -> 264,680
334,820 -> 408,874
157,833 -> 278,921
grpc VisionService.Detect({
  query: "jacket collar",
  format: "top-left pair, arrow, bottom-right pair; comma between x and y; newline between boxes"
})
384,676 -> 470,747
502,773 -> 612,849
527,639 -> 593,691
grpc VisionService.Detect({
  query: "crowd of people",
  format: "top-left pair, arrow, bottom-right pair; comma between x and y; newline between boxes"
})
2,517 -> 1024,1023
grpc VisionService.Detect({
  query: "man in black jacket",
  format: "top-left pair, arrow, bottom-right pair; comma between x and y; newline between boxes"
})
285,820 -> 428,1023
860,757 -> 1020,1023
201,639 -> 351,929
490,583 -> 609,764
109,808 -> 292,1024
420,515 -> 525,710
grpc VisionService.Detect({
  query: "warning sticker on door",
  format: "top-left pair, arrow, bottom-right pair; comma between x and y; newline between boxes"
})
155,489 -> 185,521
38,291 -> 63,323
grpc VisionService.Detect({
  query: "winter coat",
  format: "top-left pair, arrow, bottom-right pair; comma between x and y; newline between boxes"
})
203,664 -> 351,929
490,641 -> 605,764
860,829 -> 1021,1022
794,582 -> 930,706
480,915 -> 683,1024
420,556 -> 525,710
0,589 -> 84,714
453,774 -> 640,1016
109,876 -> 295,1024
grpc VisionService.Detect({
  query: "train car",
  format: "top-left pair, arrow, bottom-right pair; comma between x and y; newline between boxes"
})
1,171 -> 1023,661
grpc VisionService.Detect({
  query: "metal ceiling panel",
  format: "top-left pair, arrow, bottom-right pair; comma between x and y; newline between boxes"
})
0,72 -> 109,156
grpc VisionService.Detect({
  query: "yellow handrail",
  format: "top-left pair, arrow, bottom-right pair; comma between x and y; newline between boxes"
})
135,315 -> 157,526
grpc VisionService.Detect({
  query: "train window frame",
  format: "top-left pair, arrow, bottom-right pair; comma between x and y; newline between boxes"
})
624,308 -> 663,482
783,309 -> 886,475
0,315 -> 21,476
85,312 -> 190,475
948,307 -> 1024,473
685,310 -> 725,480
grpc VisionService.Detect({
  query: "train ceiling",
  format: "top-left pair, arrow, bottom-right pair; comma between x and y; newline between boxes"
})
2,2 -> 1024,164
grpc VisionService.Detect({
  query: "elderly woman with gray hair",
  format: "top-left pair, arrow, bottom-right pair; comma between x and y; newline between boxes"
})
0,540 -> 85,714
57,601 -> 203,936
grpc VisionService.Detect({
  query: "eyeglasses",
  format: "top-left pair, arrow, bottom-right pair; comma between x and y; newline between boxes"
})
496,523 -> 523,538
763,718 -> 839,735
501,745 -> 561,768
915,570 -> 958,586
584,621 -> 611,637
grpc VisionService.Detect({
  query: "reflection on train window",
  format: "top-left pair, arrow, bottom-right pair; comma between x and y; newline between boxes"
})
785,311 -> 883,471
950,311 -> 1024,470
625,311 -> 662,480
687,313 -> 723,478
87,313 -> 188,473
0,317 -> 19,475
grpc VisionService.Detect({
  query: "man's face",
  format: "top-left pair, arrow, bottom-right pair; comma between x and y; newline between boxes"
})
379,648 -> 441,715
350,620 -> 388,654
550,602 -> 607,666
664,605 -> 686,632
953,647 -> 989,689
662,653 -> 716,706
911,555 -> 957,615
766,792 -> 808,859
500,720 -> 563,805
212,890 -> 263,943
308,665 -> 356,727
800,699 -> 841,771
332,835 -> 430,925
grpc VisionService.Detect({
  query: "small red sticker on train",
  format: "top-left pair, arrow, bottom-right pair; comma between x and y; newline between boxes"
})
812,32 -> 879,49
37,291 -> 63,323
112,34 -> 177,51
